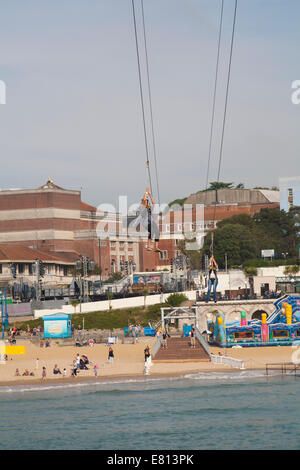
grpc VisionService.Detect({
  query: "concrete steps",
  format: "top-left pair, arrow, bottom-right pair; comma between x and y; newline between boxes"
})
153,336 -> 210,362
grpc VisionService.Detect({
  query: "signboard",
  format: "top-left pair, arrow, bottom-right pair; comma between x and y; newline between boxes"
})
7,302 -> 32,317
133,275 -> 161,284
261,249 -> 274,258
43,319 -> 71,338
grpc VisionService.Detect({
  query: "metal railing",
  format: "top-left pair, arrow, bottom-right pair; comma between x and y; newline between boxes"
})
210,354 -> 245,369
195,327 -> 210,357
151,336 -> 162,359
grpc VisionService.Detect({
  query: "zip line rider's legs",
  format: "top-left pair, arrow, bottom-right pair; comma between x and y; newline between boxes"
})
213,278 -> 218,302
206,278 -> 218,302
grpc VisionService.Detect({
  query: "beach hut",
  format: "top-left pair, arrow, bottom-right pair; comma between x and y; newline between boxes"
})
43,313 -> 72,339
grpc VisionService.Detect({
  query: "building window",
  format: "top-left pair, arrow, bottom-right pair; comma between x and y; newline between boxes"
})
0,264 -> 2,274
110,241 -> 116,249
165,224 -> 170,233
159,250 -> 168,260
177,224 -> 182,233
63,266 -> 68,276
18,263 -> 24,274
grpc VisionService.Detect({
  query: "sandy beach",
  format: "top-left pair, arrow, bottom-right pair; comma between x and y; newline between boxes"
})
0,336 -> 298,388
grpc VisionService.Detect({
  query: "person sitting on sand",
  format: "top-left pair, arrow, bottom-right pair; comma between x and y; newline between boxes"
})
15,368 -> 20,376
53,364 -> 62,375
22,369 -> 30,376
82,354 -> 89,365
45,340 -> 50,348
79,358 -> 88,370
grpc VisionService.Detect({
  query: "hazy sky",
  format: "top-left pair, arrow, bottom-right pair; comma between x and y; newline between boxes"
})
0,0 -> 299,208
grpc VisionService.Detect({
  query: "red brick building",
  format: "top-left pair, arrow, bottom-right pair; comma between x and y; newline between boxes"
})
0,180 -> 280,278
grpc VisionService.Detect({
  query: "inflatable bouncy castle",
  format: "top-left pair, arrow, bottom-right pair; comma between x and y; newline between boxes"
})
210,294 -> 300,348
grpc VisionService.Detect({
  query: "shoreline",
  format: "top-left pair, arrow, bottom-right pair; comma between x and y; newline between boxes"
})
0,341 -> 296,390
0,367 -> 272,389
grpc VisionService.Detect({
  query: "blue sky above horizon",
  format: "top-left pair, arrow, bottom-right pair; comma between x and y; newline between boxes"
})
0,0 -> 299,208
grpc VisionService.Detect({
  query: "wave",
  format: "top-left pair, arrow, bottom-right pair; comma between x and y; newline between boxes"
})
0,376 -> 180,395
184,369 -> 281,381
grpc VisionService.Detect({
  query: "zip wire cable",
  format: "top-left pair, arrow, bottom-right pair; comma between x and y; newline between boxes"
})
205,0 -> 224,190
131,0 -> 153,196
216,0 -> 238,186
211,0 -> 238,250
212,0 -> 238,222
140,0 -> 161,207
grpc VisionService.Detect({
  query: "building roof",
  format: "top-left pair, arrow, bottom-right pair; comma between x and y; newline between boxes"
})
81,201 -> 97,212
0,244 -> 77,264
37,178 -> 66,191
185,188 -> 280,206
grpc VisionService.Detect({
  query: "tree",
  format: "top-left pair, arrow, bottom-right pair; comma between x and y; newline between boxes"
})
284,265 -> 299,276
71,299 -> 79,314
142,289 -> 149,308
107,292 -> 114,311
202,223 -> 258,269
206,182 -> 234,191
166,293 -> 188,307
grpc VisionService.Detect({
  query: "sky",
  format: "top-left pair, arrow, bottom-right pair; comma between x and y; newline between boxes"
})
0,0 -> 299,209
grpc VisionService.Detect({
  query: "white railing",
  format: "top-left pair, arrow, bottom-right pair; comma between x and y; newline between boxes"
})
210,354 -> 245,369
195,327 -> 210,357
152,336 -> 162,359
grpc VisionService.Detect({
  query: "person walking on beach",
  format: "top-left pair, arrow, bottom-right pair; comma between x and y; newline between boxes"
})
108,347 -> 114,365
72,360 -> 78,376
35,358 -> 39,370
162,331 -> 169,349
144,345 -> 150,362
190,328 -> 196,348
42,367 -> 46,380
94,364 -> 98,377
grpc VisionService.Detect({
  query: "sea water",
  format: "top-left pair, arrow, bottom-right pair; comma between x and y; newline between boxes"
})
0,371 -> 299,450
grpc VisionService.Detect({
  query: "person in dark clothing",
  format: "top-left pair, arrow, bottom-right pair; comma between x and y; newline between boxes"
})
206,255 -> 218,303
108,347 -> 114,364
144,345 -> 150,362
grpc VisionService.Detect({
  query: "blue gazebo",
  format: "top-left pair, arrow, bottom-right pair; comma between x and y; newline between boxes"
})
43,313 -> 72,339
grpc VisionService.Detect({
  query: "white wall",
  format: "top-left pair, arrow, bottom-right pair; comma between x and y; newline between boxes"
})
34,290 -> 197,319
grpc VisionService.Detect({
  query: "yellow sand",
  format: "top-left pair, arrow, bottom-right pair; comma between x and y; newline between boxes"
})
0,338 -> 297,387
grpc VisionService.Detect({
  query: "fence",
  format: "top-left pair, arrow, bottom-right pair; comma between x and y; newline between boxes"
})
34,290 -> 198,318
210,354 -> 245,369
195,327 -> 210,357
151,336 -> 162,359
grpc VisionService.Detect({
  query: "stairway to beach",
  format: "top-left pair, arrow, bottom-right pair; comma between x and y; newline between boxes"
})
153,336 -> 210,362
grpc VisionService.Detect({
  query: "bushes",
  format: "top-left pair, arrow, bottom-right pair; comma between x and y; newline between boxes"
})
15,303 -> 165,332
165,293 -> 188,307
